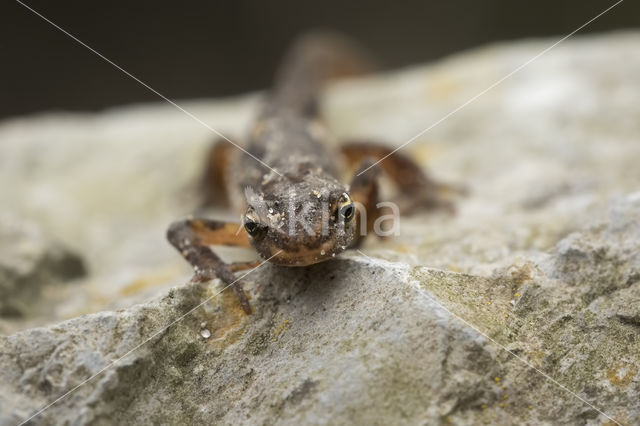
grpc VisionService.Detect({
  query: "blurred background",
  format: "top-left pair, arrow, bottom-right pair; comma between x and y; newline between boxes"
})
3,0 -> 639,119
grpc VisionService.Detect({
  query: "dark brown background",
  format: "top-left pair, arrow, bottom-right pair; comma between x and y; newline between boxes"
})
2,0 -> 638,119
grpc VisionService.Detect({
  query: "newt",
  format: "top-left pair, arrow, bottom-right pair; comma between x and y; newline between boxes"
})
167,32 -> 458,314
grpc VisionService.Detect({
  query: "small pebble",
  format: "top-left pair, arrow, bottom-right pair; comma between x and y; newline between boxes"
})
200,329 -> 211,339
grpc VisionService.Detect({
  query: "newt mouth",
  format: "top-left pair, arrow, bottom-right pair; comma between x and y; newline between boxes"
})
260,243 -> 346,266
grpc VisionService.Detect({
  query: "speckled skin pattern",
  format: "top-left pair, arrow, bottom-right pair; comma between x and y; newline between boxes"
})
226,33 -> 371,265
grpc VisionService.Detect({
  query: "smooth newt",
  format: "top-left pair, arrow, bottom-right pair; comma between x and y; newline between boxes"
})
167,32 -> 457,314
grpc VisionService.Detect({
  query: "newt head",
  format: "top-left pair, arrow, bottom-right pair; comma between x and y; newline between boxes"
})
242,176 -> 357,266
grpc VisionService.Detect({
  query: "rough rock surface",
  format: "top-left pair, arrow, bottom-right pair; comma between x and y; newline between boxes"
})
1,32 -> 640,425
0,214 -> 85,320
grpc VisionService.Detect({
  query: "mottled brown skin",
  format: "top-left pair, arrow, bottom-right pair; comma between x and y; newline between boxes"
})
168,32 -> 458,314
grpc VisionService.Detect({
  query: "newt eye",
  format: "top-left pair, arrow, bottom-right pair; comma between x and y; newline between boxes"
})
339,202 -> 355,222
243,209 -> 265,236
244,218 -> 259,235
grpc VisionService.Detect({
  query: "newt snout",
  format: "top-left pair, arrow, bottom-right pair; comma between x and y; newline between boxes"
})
243,182 -> 357,266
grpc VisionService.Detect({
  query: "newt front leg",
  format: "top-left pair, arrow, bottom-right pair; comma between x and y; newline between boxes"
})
342,141 -> 465,214
167,218 -> 254,314
348,159 -> 382,246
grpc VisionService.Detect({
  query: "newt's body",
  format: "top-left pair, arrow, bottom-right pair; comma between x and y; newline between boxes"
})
168,33 -> 457,313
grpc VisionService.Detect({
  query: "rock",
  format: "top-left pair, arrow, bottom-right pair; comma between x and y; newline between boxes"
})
0,214 -> 85,320
1,32 -> 640,425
